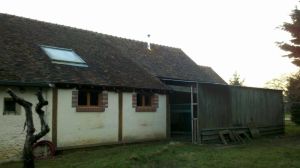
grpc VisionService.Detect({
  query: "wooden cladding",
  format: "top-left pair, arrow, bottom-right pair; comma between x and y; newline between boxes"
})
132,93 -> 159,112
72,90 -> 108,112
197,83 -> 284,129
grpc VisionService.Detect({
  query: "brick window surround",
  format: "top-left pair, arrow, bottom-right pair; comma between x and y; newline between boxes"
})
72,90 -> 108,112
132,93 -> 159,112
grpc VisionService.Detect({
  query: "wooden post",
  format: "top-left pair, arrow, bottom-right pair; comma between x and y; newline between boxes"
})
118,92 -> 123,142
166,94 -> 170,139
190,86 -> 194,143
52,88 -> 58,147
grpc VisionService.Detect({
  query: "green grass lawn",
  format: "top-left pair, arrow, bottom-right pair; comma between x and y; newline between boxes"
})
2,122 -> 300,168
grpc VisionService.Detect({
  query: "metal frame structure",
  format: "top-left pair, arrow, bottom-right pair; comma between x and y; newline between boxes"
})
161,78 -> 200,143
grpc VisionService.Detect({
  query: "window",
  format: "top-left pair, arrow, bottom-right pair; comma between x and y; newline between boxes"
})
41,45 -> 88,67
78,90 -> 100,107
73,90 -> 108,112
3,98 -> 19,115
90,91 -> 99,106
133,93 -> 159,112
136,93 -> 153,107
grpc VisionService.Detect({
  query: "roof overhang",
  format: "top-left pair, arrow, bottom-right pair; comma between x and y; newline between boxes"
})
0,80 -> 51,87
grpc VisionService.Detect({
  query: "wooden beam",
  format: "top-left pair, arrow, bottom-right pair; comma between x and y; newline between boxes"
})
196,83 -> 201,144
52,88 -> 58,147
166,94 -> 170,139
168,85 -> 191,93
118,92 -> 123,142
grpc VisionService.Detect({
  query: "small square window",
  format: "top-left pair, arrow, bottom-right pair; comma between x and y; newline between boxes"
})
78,90 -> 100,107
136,93 -> 153,107
3,98 -> 19,115
74,90 -> 107,112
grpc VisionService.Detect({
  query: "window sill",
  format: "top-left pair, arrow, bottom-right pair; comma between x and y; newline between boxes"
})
76,106 -> 105,112
136,106 -> 157,112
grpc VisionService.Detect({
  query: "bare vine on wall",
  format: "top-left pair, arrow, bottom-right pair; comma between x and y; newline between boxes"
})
7,88 -> 49,168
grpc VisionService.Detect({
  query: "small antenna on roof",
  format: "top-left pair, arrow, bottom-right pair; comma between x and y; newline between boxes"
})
147,34 -> 151,50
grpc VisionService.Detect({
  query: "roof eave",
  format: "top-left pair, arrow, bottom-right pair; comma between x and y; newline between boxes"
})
0,80 -> 51,87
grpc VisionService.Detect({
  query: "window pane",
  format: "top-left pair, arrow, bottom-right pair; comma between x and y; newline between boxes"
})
41,45 -> 88,67
137,94 -> 143,106
4,99 -> 16,115
78,91 -> 88,105
42,46 -> 85,63
144,95 -> 152,106
90,91 -> 99,106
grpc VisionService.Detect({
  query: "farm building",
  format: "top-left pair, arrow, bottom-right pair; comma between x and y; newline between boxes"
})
0,13 -> 284,160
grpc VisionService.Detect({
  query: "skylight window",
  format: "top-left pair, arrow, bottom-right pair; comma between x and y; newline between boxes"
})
41,45 -> 88,67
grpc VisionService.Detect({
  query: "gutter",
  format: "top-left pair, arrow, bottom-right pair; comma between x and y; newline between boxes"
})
160,77 -> 197,84
159,77 -> 282,92
0,80 -> 51,87
159,76 -> 228,86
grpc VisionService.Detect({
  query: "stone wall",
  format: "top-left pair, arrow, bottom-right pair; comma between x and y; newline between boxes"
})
0,86 -> 52,162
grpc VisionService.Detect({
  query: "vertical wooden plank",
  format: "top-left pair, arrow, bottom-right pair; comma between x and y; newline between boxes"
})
199,84 -> 284,143
199,84 -> 231,129
190,86 -> 194,143
280,91 -> 285,130
230,87 -> 284,127
197,84 -> 206,130
118,92 -> 123,142
197,83 -> 201,144
52,88 -> 58,147
166,94 -> 170,139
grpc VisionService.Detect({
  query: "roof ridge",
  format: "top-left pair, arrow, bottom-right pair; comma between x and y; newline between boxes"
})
0,12 -> 181,50
198,65 -> 212,69
103,33 -> 181,50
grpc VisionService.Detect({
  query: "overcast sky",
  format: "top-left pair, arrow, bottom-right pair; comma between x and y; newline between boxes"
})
1,0 -> 299,87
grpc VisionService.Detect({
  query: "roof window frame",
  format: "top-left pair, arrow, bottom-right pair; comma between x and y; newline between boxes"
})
40,45 -> 88,67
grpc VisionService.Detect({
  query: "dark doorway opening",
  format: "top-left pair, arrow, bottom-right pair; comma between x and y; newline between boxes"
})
170,91 -> 197,141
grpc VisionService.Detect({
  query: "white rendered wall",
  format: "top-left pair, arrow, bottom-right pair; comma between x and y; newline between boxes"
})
0,86 -> 52,161
122,93 -> 167,142
56,89 -> 119,148
0,87 -> 167,161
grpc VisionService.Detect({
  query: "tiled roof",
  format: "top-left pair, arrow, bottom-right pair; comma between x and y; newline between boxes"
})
198,65 -> 227,84
107,38 -> 227,84
0,13 -> 226,90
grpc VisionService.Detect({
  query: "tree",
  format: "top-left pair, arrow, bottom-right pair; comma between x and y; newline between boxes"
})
264,74 -> 289,101
279,6 -> 300,125
286,72 -> 300,124
7,89 -> 49,168
278,7 -> 300,66
229,72 -> 244,86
